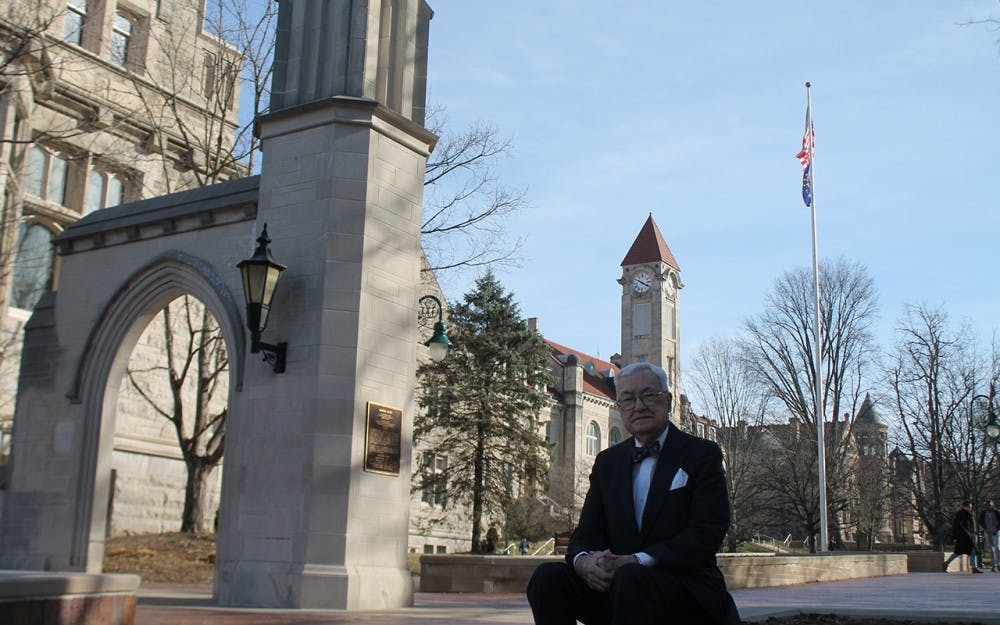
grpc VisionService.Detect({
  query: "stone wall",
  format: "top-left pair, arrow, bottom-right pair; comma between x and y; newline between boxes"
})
418,552 -> 910,594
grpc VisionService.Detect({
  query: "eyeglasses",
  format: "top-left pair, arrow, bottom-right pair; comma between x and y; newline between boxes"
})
617,390 -> 669,411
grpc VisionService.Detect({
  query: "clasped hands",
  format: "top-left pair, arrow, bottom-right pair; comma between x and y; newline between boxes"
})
573,550 -> 639,592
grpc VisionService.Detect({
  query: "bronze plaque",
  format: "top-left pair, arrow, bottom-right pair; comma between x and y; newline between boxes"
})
364,402 -> 403,476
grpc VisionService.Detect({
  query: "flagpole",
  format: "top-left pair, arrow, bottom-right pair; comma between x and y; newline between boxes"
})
805,81 -> 829,553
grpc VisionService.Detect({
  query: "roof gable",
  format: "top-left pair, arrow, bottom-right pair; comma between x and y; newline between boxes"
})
545,339 -> 619,400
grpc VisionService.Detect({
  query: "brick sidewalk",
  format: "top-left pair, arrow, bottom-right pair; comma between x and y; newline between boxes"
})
136,572 -> 1000,624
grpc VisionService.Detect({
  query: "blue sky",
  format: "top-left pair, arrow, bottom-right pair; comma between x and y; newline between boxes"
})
423,2 -> 1000,408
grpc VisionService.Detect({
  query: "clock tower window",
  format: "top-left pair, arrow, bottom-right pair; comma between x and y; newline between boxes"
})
633,303 -> 650,337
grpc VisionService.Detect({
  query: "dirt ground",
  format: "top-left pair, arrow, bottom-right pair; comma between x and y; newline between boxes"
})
102,532 -> 215,583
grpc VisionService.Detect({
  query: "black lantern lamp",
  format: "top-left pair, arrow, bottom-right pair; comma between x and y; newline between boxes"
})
418,295 -> 451,362
237,223 -> 287,373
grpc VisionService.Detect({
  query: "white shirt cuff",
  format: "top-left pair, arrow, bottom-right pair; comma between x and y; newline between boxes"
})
572,551 -> 588,566
634,551 -> 654,566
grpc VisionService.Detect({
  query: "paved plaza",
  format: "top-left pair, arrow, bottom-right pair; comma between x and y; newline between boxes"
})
136,572 -> 1000,624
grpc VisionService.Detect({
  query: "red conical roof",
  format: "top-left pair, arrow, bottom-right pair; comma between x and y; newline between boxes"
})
620,214 -> 680,270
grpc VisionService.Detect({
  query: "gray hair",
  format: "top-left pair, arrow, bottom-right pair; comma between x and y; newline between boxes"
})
616,362 -> 670,395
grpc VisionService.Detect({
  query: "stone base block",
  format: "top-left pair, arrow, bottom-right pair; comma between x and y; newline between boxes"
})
0,570 -> 140,625
215,561 -> 413,609
907,551 -> 946,573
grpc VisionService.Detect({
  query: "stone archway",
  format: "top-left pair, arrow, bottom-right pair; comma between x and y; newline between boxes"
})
1,0 -> 436,609
67,252 -> 245,570
0,178 -> 258,573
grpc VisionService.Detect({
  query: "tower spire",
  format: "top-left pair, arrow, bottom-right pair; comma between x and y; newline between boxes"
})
621,214 -> 680,270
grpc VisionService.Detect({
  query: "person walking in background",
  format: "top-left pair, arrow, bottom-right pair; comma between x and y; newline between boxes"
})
520,537 -> 530,556
980,500 -> 1000,571
945,501 -> 983,574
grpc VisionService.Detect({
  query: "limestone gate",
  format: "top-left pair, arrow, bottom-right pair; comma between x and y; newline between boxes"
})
0,0 -> 436,610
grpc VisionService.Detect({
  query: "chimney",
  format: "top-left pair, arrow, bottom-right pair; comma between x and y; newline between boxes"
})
527,317 -> 539,333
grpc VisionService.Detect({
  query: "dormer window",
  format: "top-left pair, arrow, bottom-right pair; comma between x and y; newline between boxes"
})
110,12 -> 133,65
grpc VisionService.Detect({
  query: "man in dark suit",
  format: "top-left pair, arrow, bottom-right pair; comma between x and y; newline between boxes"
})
527,362 -> 740,625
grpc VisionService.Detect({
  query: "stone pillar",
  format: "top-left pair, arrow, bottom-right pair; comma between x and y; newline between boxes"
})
213,96 -> 435,610
270,0 -> 433,125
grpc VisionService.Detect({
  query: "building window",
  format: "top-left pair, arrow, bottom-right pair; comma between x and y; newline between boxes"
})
609,427 -> 622,445
202,52 -> 239,111
586,422 -> 601,456
24,146 -> 68,206
10,222 -> 54,311
633,302 -> 650,337
84,168 -> 124,214
436,546 -> 446,554
423,544 -> 433,554
110,11 -> 133,65
64,0 -> 87,44
420,454 -> 447,506
666,303 -> 676,339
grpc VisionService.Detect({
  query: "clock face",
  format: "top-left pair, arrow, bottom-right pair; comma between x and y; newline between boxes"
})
632,272 -> 652,294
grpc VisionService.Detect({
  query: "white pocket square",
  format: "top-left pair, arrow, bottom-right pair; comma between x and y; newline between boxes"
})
670,468 -> 688,490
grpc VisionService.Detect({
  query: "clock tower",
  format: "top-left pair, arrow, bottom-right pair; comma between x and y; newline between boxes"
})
619,214 -> 683,414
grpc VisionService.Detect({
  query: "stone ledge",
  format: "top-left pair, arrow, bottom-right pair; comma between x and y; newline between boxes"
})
419,552 -> 910,594
0,571 -> 140,625
0,570 -> 141,599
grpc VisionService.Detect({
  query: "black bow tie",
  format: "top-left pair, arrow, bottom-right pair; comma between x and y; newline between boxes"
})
632,440 -> 661,464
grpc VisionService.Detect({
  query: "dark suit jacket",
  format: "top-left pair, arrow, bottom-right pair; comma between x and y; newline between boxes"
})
566,423 -> 740,625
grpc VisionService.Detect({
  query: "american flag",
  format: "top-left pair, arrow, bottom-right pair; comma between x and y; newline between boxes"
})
796,100 -> 814,207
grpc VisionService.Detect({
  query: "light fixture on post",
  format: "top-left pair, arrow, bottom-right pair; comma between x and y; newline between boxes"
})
237,223 -> 287,373
418,295 -> 451,362
976,387 -> 1000,441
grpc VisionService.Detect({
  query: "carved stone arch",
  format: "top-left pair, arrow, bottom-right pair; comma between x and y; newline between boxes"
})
67,251 -> 245,569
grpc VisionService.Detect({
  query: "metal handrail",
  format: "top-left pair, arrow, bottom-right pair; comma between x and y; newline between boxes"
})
532,537 -> 555,555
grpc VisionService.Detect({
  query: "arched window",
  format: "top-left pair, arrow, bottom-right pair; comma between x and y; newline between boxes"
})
10,222 -> 54,310
586,421 -> 601,456
609,427 -> 622,446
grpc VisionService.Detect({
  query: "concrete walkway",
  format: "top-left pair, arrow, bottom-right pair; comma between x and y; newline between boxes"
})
136,572 -> 1000,624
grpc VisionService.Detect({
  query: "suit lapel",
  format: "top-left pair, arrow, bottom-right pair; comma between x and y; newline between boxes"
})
640,424 -> 688,539
613,441 -> 641,537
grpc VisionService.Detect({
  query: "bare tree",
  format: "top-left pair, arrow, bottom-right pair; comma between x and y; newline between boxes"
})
885,303 -> 997,548
421,108 -> 526,276
119,0 -> 275,191
743,258 -> 879,550
126,295 -> 228,534
687,336 -> 771,551
852,446 -> 891,550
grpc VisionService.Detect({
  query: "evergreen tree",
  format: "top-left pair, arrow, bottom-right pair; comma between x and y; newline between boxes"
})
415,271 -> 551,553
